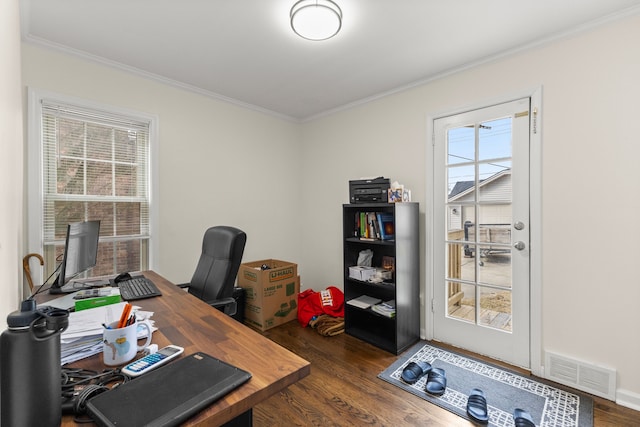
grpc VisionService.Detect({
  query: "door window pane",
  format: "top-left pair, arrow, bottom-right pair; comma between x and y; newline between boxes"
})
479,286 -> 512,331
479,118 -> 512,161
448,165 -> 475,202
478,248 -> 512,288
447,243 -> 475,282
478,161 -> 512,202
447,126 -> 475,165
447,282 -> 475,324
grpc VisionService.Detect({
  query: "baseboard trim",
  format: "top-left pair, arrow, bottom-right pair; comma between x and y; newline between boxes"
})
616,388 -> 640,411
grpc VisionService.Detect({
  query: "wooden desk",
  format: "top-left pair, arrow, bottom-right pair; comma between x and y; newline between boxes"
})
45,271 -> 310,426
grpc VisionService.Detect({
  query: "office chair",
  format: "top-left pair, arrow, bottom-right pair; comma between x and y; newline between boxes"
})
178,226 -> 246,316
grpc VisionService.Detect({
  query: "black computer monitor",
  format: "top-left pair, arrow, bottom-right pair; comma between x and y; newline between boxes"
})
49,220 -> 101,294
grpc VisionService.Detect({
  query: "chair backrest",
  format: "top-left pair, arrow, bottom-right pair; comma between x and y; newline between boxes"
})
187,226 -> 247,303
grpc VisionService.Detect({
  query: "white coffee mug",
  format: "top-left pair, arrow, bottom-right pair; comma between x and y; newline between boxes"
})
102,320 -> 152,366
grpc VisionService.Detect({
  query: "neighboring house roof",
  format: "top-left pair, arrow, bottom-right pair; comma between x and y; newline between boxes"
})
448,180 -> 477,199
448,169 -> 511,201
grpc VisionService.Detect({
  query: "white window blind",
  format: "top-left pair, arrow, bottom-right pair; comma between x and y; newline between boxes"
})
40,100 -> 151,278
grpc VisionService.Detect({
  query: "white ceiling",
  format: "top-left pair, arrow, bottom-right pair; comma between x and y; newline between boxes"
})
21,0 -> 640,121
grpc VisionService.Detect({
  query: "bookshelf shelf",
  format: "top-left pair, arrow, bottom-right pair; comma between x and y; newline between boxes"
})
344,237 -> 395,245
342,202 -> 420,354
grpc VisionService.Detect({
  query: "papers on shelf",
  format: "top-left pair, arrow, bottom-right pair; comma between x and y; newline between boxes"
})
348,266 -> 393,283
371,300 -> 396,318
348,266 -> 376,282
60,302 -> 156,365
346,296 -> 396,317
346,295 -> 382,309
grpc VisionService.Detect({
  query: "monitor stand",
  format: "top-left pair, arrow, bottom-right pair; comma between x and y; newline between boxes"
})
49,279 -> 107,295
49,276 -> 71,294
49,282 -> 89,294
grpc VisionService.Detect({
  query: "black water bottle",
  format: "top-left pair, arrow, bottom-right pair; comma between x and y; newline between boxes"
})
0,299 -> 69,427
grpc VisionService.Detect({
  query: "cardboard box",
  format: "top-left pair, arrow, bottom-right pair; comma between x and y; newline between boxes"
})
238,259 -> 299,331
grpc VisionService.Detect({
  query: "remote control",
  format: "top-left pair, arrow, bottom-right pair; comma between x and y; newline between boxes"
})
121,345 -> 184,377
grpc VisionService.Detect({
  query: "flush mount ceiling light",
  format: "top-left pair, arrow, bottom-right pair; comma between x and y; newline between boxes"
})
290,0 -> 342,41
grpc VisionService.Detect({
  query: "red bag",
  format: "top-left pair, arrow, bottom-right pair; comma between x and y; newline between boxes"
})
297,286 -> 344,327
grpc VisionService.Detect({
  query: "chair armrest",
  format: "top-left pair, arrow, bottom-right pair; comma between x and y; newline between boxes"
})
176,283 -> 236,316
207,297 -> 237,316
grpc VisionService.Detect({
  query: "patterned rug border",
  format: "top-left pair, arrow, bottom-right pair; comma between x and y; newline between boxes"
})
378,341 -> 593,427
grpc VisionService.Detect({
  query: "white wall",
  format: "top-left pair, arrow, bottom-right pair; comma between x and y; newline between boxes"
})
0,0 -> 23,323
21,44 -> 303,286
20,11 -> 640,406
299,14 -> 640,404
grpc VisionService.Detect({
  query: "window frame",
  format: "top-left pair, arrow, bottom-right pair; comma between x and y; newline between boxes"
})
27,88 -> 159,288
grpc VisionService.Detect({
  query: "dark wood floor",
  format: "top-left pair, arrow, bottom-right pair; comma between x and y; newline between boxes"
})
253,320 -> 639,426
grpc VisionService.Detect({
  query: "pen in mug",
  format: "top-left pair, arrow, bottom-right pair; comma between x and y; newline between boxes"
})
118,303 -> 133,329
126,314 -> 135,326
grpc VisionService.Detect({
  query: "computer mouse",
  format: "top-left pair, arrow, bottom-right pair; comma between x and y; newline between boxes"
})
114,272 -> 131,283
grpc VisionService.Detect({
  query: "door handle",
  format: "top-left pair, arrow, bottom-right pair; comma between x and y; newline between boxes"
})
513,241 -> 526,251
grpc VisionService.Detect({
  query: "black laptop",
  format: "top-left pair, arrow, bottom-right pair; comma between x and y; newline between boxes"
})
86,352 -> 252,427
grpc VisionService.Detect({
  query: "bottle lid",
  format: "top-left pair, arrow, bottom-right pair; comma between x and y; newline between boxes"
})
6,299 -> 42,328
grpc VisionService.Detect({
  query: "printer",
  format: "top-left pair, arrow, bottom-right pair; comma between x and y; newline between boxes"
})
349,177 -> 390,204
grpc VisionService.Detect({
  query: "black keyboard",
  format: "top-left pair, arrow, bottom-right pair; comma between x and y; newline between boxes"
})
117,277 -> 162,301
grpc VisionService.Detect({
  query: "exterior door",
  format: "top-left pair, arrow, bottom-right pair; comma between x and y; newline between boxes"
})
432,98 -> 531,368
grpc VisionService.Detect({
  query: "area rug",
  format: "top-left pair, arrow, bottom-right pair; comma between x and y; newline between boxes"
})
378,341 -> 593,427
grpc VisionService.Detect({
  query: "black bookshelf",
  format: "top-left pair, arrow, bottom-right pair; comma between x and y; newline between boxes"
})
342,202 -> 420,354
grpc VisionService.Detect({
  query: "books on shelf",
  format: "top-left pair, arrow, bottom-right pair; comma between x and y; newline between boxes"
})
376,212 -> 394,240
346,295 -> 382,309
371,300 -> 396,318
354,211 -> 394,241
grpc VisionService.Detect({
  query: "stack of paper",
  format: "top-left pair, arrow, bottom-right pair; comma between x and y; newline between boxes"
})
372,300 -> 396,318
346,295 -> 382,309
60,302 -> 156,365
348,266 -> 376,282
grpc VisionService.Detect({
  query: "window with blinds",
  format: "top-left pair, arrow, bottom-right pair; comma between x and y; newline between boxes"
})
40,100 -> 151,279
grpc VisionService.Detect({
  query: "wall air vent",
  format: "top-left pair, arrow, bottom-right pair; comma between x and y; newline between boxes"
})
545,351 -> 616,401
